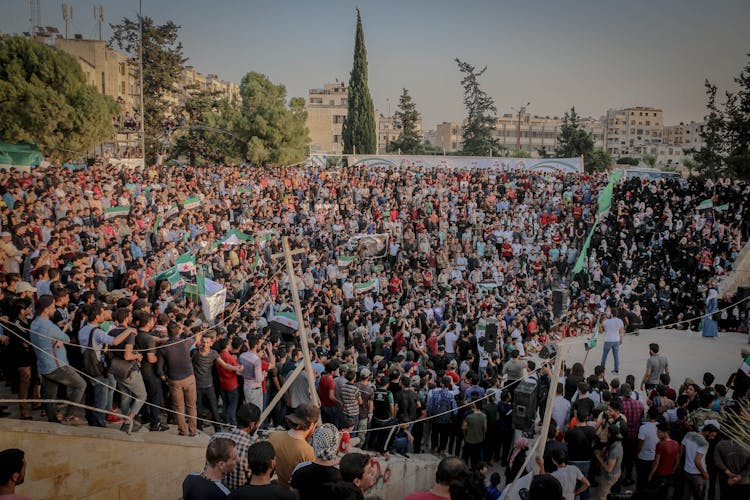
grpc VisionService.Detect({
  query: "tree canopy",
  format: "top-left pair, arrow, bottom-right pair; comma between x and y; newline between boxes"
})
0,36 -> 117,158
110,16 -> 186,162
387,88 -> 423,154
342,9 -> 376,155
555,106 -> 611,172
455,58 -> 500,156
236,72 -> 309,165
692,54 -> 750,180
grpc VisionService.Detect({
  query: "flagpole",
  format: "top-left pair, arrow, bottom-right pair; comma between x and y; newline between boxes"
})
281,236 -> 322,413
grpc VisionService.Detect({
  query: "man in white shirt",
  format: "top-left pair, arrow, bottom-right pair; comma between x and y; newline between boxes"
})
444,326 -> 459,362
636,406 -> 660,492
600,308 -> 624,374
681,425 -> 718,500
551,382 -> 571,432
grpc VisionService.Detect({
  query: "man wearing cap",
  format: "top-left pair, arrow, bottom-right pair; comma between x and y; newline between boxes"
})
267,403 -> 319,488
356,368 -> 374,438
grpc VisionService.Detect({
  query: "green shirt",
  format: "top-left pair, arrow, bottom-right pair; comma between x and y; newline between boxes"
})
464,411 -> 487,444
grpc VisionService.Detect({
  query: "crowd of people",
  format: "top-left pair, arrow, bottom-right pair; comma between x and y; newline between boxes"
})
0,158 -> 748,499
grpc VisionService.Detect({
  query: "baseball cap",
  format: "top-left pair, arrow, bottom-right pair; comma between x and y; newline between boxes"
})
15,282 -> 37,294
359,368 -> 372,379
287,403 -> 320,427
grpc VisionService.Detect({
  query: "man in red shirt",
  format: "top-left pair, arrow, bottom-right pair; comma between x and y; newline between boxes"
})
647,422 -> 681,497
317,360 -> 341,425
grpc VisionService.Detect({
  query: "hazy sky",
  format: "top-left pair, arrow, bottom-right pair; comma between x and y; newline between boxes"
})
3,0 -> 749,129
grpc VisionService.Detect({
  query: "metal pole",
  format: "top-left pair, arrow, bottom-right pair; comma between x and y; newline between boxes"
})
281,237 -> 321,410
138,0 -> 146,167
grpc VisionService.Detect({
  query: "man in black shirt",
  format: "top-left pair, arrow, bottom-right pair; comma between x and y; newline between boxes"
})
564,417 -> 597,499
227,441 -> 296,500
183,437 -> 237,499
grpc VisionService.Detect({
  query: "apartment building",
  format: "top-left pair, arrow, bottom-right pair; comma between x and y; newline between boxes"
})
377,113 -> 423,153
306,82 -> 348,154
602,107 -> 664,157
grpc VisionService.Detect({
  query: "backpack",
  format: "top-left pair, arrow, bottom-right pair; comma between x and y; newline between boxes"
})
434,391 -> 454,424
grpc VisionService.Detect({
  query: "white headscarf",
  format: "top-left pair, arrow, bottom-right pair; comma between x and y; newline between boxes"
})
706,288 -> 718,304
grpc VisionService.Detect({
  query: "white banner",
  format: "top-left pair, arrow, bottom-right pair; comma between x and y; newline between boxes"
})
346,155 -> 584,173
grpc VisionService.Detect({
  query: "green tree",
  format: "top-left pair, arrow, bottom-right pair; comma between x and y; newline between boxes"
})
387,88 -> 423,154
691,82 -> 726,178
536,146 -> 552,158
642,154 -> 657,168
110,16 -> 186,162
722,55 -> 750,180
236,72 -> 309,165
510,148 -> 531,158
586,149 -> 613,172
0,36 -> 117,158
555,107 -> 594,158
342,9 -> 376,155
171,87 -> 243,165
455,58 -> 500,156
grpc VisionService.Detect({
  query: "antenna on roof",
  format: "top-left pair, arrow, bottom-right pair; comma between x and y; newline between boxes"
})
94,5 -> 105,40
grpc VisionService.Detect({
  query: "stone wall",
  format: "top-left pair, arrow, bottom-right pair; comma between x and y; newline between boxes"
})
0,419 -> 440,499
0,419 -> 206,499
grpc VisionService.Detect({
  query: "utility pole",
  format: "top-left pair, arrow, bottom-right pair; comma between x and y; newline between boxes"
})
512,102 -> 530,152
280,237 -> 321,410
94,5 -> 104,41
138,0 -> 146,166
62,3 -> 72,39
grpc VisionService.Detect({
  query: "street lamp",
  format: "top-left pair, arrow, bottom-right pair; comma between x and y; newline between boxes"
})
511,102 -> 530,153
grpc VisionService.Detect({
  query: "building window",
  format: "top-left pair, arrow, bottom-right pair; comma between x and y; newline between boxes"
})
333,135 -> 341,144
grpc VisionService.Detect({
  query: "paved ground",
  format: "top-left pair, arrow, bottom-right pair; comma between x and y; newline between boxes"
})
559,327 -> 749,389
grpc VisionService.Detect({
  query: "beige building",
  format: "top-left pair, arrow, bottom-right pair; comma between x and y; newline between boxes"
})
179,66 -> 241,104
602,107 -> 663,157
53,36 -> 136,113
435,113 -> 603,156
663,121 -> 705,151
306,82 -> 348,154
376,113 -> 423,154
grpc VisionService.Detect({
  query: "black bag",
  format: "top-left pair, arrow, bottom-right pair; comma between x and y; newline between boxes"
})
82,328 -> 105,378
109,357 -> 134,380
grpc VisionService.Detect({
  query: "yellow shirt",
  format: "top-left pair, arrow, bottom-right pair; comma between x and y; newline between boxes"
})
266,430 -> 315,488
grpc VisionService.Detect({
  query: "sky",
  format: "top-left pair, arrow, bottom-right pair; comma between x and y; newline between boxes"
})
2,0 -> 749,129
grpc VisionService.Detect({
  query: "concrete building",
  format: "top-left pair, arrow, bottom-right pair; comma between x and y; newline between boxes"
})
180,66 -> 241,105
664,121 -> 706,152
376,113 -> 423,154
435,113 -> 603,156
53,36 -> 136,114
306,82 -> 348,154
602,107 -> 664,157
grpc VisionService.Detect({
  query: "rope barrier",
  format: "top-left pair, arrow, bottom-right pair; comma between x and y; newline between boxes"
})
0,399 -> 135,432
0,264 -> 285,353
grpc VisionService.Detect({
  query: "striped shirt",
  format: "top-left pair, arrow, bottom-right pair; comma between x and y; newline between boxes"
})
340,381 -> 361,417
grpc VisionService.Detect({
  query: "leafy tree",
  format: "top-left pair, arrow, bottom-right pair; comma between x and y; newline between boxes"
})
236,72 -> 309,165
691,81 -> 726,178
387,88 -> 422,154
555,107 -> 594,158
171,87 -> 243,165
110,16 -> 186,162
510,148 -> 531,158
642,154 -> 657,168
455,58 -> 500,156
586,149 -> 613,172
0,36 -> 117,158
536,146 -> 552,158
722,55 -> 750,180
342,9 -> 376,155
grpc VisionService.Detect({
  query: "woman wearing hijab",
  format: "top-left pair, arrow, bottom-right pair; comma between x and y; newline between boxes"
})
290,423 -> 343,500
505,436 -> 529,485
702,288 -> 719,338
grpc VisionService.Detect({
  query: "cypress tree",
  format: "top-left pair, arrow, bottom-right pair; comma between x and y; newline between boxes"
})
342,9 -> 376,155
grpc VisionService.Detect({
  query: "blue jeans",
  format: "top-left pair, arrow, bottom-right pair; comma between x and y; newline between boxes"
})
93,373 -> 116,425
221,388 -> 239,426
569,460 -> 591,500
601,341 -> 620,372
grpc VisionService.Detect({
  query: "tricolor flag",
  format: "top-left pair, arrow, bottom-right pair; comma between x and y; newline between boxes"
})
715,203 -> 729,212
271,310 -> 299,330
237,186 -> 252,194
198,272 -> 226,323
256,232 -> 274,246
103,206 -> 130,220
154,266 -> 185,289
479,283 -> 500,292
183,196 -> 203,211
696,199 -> 714,210
166,203 -> 180,219
354,279 -> 379,294
250,251 -> 263,271
175,253 -> 196,274
337,255 -> 355,267
221,228 -> 253,246
740,354 -> 750,378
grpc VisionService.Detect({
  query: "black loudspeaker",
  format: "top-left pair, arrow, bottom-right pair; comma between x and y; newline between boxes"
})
539,343 -> 558,360
484,322 -> 498,354
737,286 -> 750,301
552,288 -> 569,319
512,381 -> 538,431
